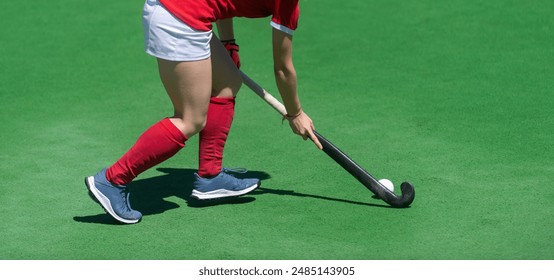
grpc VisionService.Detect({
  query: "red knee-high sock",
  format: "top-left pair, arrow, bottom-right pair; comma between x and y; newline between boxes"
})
106,118 -> 188,185
198,97 -> 235,178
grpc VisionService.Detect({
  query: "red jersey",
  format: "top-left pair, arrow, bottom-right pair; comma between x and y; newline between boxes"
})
159,0 -> 299,34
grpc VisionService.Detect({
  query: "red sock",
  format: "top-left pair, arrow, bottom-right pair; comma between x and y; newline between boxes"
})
106,118 -> 188,185
198,97 -> 235,178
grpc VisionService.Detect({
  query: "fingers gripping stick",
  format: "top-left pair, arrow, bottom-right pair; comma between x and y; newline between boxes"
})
240,71 -> 415,208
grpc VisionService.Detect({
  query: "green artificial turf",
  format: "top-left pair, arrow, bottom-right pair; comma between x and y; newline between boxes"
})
1,0 -> 553,260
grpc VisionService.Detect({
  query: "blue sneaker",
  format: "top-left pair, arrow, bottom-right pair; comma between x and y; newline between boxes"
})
191,168 -> 260,200
84,168 -> 142,224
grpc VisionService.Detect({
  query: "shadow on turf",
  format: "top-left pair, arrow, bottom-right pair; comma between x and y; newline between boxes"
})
252,188 -> 389,208
74,167 -> 388,224
74,168 -> 270,224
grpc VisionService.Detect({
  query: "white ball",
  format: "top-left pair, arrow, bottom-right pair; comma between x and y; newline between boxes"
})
379,179 -> 394,192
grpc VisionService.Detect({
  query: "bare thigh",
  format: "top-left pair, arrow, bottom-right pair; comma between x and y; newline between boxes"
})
210,37 -> 242,98
157,58 -> 212,138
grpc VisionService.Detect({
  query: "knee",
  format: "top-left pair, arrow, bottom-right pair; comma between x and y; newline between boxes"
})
172,116 -> 207,138
188,117 -> 207,136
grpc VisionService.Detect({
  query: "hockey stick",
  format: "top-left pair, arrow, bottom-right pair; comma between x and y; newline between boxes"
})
241,72 -> 415,208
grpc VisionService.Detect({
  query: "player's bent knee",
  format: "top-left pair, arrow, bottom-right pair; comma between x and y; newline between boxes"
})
182,118 -> 206,137
170,117 -> 207,138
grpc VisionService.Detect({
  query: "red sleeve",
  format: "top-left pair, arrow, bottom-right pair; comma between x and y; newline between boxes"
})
271,0 -> 299,34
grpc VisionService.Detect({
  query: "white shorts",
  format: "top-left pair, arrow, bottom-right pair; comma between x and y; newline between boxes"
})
142,0 -> 212,61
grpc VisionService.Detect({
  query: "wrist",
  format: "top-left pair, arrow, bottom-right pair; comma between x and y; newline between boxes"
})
221,39 -> 236,44
285,108 -> 303,119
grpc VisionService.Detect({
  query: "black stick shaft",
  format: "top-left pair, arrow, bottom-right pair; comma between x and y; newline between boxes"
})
314,131 -> 414,208
241,72 -> 415,208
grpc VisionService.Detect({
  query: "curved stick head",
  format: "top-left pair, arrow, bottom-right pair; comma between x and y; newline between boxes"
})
379,181 -> 415,208
396,182 -> 415,208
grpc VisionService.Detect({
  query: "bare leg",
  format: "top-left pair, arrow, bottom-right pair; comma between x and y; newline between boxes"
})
187,37 -> 261,199
210,36 -> 242,98
197,37 -> 243,177
157,58 -> 213,138
89,59 -> 214,223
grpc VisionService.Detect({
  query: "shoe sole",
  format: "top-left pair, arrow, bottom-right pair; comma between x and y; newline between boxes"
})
190,182 -> 260,200
85,176 -> 140,224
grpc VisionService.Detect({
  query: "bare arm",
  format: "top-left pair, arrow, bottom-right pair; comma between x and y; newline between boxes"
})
216,18 -> 241,68
272,29 -> 322,149
216,18 -> 235,41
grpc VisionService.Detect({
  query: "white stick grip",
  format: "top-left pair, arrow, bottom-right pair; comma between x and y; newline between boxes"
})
240,71 -> 415,207
240,72 -> 288,116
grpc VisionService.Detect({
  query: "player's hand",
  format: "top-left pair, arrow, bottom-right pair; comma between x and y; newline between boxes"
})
285,110 -> 323,150
222,39 -> 241,69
